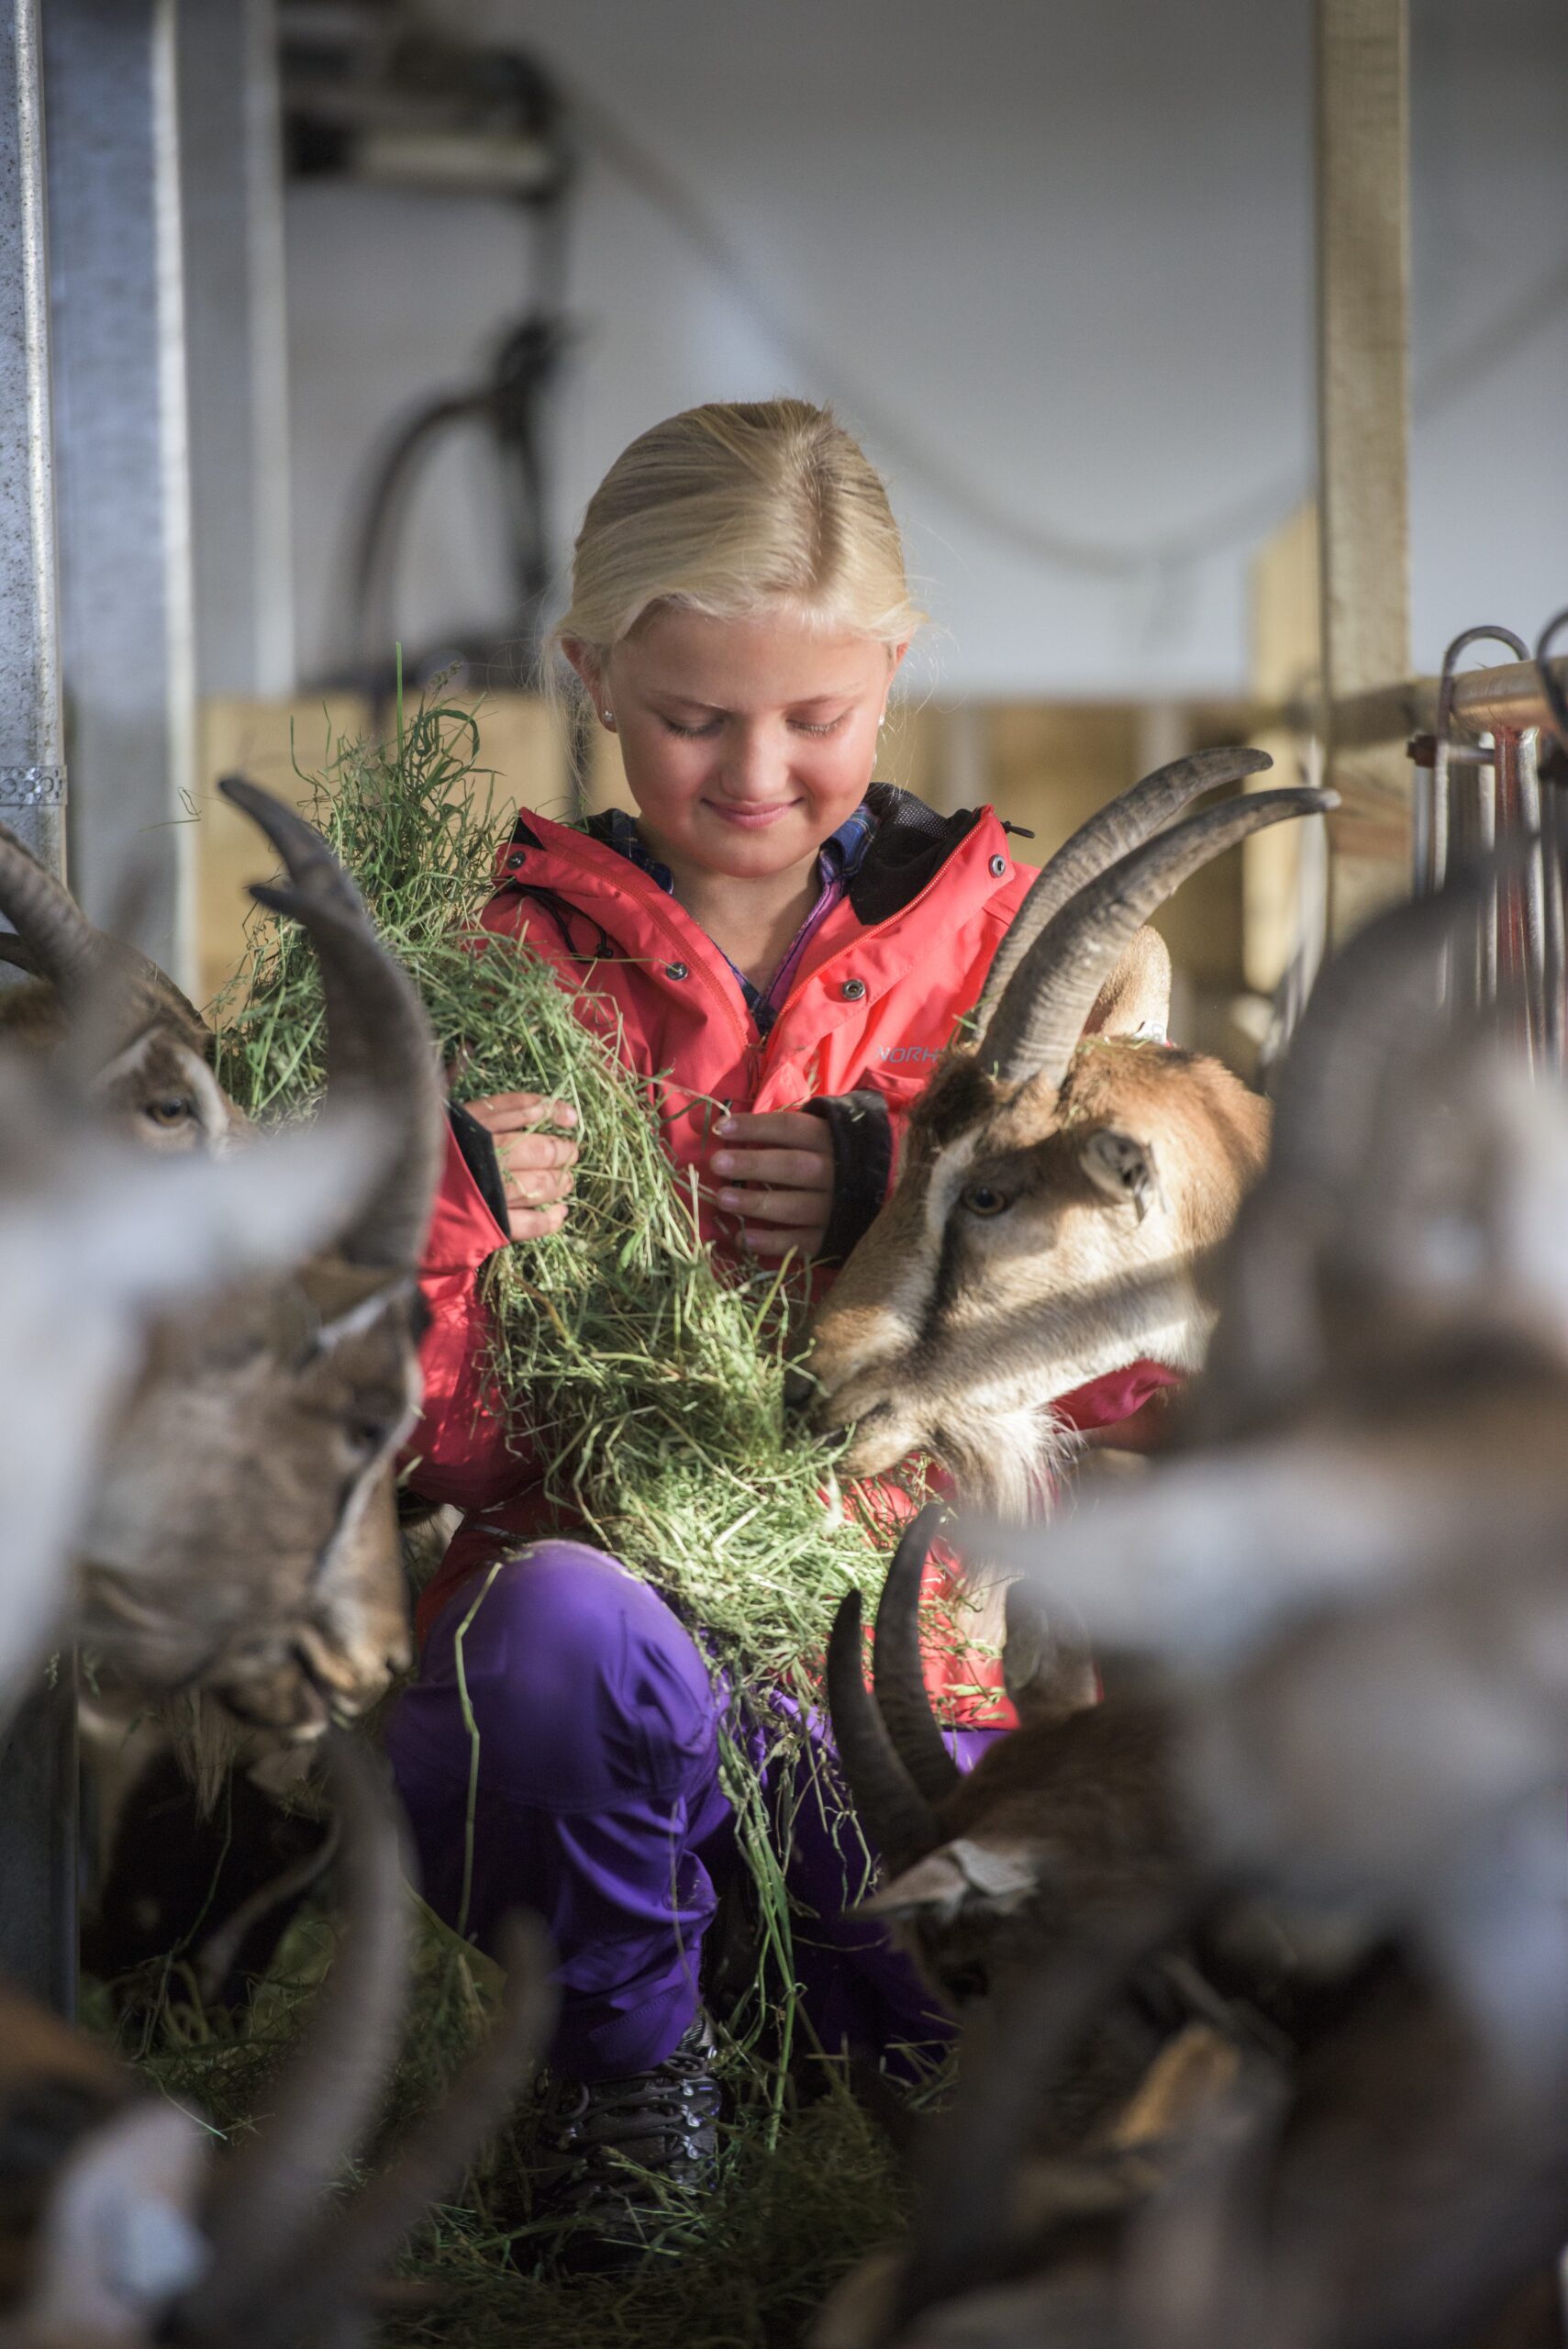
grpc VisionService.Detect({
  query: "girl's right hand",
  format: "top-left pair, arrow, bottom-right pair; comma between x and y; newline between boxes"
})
465,1091 -> 580,1240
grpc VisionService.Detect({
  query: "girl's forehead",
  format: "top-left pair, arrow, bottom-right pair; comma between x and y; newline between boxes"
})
615,605 -> 890,705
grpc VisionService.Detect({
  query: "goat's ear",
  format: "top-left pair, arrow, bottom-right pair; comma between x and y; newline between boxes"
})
1083,924 -> 1171,1043
1003,1579 -> 1097,1727
1081,1127 -> 1162,1220
859,1834 -> 1040,1922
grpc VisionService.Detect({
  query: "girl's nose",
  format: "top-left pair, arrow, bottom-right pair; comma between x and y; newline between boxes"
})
718,721 -> 789,802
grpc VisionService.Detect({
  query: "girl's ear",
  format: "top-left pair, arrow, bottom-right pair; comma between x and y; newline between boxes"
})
888,640 -> 911,681
560,638 -> 604,708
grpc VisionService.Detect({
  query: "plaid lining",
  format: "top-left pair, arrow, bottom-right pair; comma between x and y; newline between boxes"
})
599,803 -> 877,1036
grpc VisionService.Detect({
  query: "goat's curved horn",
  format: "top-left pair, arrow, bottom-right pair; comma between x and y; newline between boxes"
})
0,932 -> 42,976
980,787 -> 1337,1091
0,818 -> 98,988
255,1914 -> 557,2342
187,1733 -> 411,2329
973,747 -> 1273,1030
250,881 -> 443,1268
0,817 -> 208,1041
828,1589 -> 943,1876
223,777 -> 443,1269
873,1505 -> 961,1804
217,774 -> 366,920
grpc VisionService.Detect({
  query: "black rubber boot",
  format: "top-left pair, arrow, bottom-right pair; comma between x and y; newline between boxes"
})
529,2012 -> 723,2274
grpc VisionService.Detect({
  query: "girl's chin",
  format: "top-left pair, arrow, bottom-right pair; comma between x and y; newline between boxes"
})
688,809 -> 820,865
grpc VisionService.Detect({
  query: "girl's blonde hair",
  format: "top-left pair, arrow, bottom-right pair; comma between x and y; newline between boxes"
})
552,399 -> 924,673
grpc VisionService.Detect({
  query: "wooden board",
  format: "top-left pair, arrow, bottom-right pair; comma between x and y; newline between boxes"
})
1315,0 -> 1413,933
195,689 -> 584,1005
1247,500 -> 1321,993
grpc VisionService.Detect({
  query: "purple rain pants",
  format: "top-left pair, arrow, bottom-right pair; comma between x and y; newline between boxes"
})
385,1541 -> 999,2083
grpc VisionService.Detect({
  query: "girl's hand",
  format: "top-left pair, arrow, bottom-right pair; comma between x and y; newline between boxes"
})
465,1091 -> 580,1240
710,1110 -> 834,1258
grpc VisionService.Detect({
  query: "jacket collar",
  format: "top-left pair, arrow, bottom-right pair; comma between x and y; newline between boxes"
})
500,784 -> 987,934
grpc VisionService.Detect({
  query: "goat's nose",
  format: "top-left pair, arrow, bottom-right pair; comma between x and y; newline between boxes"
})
782,1367 -> 817,1421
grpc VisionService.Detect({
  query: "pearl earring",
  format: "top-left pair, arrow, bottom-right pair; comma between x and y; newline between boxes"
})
603,707 -> 616,729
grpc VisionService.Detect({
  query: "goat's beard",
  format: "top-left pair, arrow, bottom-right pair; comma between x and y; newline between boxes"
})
929,1395 -> 1081,1526
921,1397 -> 1082,1653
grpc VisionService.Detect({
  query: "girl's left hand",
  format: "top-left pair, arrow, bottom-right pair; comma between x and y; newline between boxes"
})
709,1110 -> 834,1258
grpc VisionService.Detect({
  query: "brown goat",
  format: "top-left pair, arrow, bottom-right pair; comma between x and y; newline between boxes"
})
2,784 -> 445,1740
0,1036 -> 375,1717
0,824 -> 239,1154
804,751 -> 1334,1518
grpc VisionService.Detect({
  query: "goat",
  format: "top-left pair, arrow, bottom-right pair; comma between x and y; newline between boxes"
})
50,778 -> 447,1744
827,1509 -> 1230,2151
0,1038 -> 378,1717
4,1737 -> 556,2349
828,1896 -> 1568,2349
0,1076 -> 552,2342
802,750 -> 1334,1517
0,823 -> 238,1153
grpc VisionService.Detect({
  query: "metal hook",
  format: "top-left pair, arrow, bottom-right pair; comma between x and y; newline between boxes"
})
1533,606 -> 1568,751
1429,628 -> 1532,1019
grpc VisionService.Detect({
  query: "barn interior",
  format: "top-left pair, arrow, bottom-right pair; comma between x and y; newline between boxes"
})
3,1 -> 1568,2344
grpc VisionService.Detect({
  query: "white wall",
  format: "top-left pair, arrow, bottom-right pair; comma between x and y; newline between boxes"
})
283,0 -> 1568,701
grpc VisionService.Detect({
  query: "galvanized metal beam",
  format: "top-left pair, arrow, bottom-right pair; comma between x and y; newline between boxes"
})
177,0 -> 294,699
0,0 -> 64,876
42,0 -> 197,989
0,0 -> 76,2020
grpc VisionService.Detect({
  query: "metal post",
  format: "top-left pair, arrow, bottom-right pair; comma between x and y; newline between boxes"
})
1315,0 -> 1412,940
0,0 -> 64,872
176,0 -> 293,699
0,0 -> 76,2019
42,0 -> 197,991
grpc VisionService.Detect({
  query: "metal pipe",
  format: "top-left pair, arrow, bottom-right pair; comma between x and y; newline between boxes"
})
1517,728 -> 1549,1064
0,0 -> 76,2022
42,0 -> 197,992
0,0 -> 64,878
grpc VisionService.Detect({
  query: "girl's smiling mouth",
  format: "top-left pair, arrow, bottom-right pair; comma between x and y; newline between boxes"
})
703,798 -> 801,829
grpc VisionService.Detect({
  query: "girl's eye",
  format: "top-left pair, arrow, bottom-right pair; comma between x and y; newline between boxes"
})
790,714 -> 849,738
662,717 -> 721,740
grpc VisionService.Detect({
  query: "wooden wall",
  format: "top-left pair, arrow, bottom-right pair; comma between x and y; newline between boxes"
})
195,688 -> 1261,1067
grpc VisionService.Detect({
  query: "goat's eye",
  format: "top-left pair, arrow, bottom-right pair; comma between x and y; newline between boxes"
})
144,1095 -> 195,1127
960,1183 -> 1009,1218
346,1418 -> 391,1458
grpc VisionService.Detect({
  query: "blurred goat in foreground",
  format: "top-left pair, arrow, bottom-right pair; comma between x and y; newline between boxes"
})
3,783 -> 444,1742
0,860 -> 553,2349
824,876 -> 1568,2349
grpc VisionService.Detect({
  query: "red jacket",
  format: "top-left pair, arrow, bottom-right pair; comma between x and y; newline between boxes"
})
409,789 -> 1181,1719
